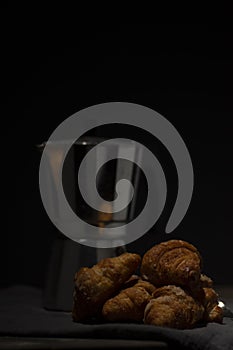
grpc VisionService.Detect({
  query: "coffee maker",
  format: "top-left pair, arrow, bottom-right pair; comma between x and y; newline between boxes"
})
38,137 -> 142,310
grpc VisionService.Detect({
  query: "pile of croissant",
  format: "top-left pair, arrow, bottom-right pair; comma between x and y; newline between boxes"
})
72,240 -> 223,329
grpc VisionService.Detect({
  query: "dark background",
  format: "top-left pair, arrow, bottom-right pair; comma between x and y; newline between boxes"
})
1,12 -> 233,288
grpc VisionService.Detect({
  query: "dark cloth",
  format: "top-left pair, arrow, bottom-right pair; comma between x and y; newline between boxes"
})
0,286 -> 232,350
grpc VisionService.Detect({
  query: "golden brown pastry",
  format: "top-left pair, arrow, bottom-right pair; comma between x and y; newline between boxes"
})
102,280 -> 156,322
144,285 -> 204,329
200,274 -> 213,288
141,240 -> 202,289
185,274 -> 213,300
199,287 -> 223,323
186,275 -> 223,323
72,253 -> 141,322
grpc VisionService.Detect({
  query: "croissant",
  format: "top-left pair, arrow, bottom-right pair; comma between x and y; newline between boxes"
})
199,274 -> 213,288
186,274 -> 223,323
102,280 -> 156,322
144,285 -> 204,329
72,253 -> 141,322
141,240 -> 202,289
198,287 -> 223,323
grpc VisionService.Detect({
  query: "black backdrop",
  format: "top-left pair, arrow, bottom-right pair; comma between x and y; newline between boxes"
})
2,14 -> 233,288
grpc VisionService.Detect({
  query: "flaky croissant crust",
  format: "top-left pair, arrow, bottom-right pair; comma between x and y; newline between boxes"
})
72,253 -> 141,322
72,240 -> 223,327
141,240 -> 202,288
102,279 -> 156,322
144,285 -> 204,329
